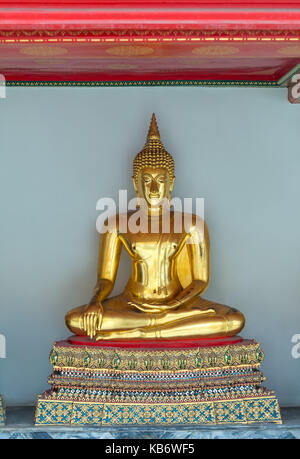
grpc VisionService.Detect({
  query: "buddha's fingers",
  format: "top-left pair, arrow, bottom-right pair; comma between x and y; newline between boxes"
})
92,315 -> 97,338
89,316 -> 93,338
90,316 -> 93,338
87,315 -> 90,338
86,315 -> 90,337
89,315 -> 95,339
86,315 -> 89,337
97,310 -> 103,331
87,315 -> 92,338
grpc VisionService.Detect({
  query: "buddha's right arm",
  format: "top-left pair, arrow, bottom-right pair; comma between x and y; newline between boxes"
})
90,227 -> 122,304
89,279 -> 114,305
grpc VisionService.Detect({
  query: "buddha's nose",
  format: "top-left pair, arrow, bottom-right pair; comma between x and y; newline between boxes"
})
150,180 -> 159,194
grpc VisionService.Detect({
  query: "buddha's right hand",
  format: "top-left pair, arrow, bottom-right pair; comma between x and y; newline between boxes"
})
83,301 -> 103,339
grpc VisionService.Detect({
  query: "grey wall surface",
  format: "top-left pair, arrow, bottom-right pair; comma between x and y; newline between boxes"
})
0,87 -> 299,406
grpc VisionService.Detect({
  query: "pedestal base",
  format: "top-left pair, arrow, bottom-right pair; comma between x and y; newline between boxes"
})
35,337 -> 281,426
0,396 -> 5,425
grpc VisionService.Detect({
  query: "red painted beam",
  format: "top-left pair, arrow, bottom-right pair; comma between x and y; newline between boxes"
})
0,68 -> 288,83
1,10 -> 300,30
2,0 -> 300,7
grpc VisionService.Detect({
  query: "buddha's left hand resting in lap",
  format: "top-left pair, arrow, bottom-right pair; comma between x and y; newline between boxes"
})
65,114 -> 245,340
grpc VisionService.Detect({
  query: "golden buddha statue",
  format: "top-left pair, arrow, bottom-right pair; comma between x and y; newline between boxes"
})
65,114 -> 245,340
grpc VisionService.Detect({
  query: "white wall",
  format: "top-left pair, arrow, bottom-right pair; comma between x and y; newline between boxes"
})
0,86 -> 299,405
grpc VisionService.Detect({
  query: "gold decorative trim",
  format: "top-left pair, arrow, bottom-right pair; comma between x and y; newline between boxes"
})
19,45 -> 68,57
51,363 -> 262,375
49,340 -> 264,371
35,395 -> 282,426
1,29 -> 300,43
48,367 -> 265,390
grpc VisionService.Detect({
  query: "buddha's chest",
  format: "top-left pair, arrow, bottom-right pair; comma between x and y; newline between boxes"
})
121,233 -> 184,263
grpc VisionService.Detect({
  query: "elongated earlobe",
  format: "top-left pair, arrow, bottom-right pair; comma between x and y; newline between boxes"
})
132,176 -> 138,193
169,176 -> 175,200
132,176 -> 141,208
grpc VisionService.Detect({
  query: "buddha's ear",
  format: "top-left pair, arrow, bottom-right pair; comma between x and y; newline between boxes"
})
169,176 -> 175,194
132,176 -> 138,194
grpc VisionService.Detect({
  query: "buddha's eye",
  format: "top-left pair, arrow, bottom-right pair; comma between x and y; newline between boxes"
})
158,176 -> 166,183
143,176 -> 151,183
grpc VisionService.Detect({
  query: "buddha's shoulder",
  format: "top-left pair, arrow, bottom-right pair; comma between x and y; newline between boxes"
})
102,212 -> 137,232
171,211 -> 207,229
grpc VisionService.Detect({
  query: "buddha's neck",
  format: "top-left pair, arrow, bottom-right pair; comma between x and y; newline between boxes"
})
144,205 -> 169,218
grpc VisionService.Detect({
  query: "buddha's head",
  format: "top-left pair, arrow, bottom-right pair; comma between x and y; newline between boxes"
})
133,114 -> 175,211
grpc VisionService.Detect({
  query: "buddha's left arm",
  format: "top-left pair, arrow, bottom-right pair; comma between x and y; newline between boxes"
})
170,220 -> 210,307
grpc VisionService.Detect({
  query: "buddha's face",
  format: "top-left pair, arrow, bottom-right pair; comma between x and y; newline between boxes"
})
133,167 -> 174,209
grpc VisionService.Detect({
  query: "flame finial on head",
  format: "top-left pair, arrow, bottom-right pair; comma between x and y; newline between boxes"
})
147,113 -> 161,141
133,113 -> 175,180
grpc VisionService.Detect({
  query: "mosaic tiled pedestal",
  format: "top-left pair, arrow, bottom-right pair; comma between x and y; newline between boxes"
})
0,396 -> 5,425
35,337 -> 281,426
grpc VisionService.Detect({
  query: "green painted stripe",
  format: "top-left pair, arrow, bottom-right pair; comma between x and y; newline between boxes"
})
6,80 -> 279,88
277,63 -> 300,87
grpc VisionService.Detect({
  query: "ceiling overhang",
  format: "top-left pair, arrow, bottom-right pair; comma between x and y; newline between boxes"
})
1,2 -> 300,87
